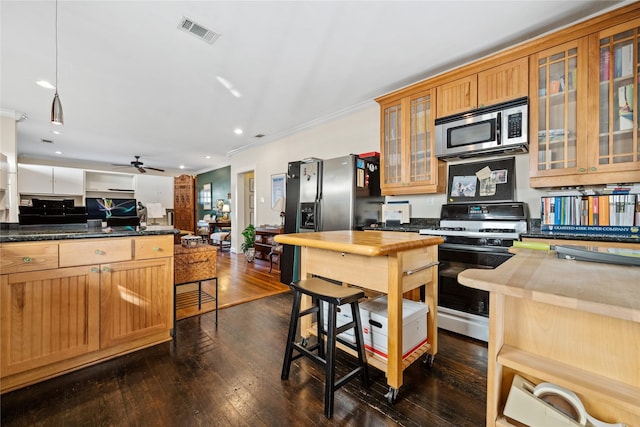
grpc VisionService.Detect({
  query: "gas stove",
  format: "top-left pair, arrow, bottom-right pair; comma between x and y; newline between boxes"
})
420,202 -> 528,245
418,202 -> 528,342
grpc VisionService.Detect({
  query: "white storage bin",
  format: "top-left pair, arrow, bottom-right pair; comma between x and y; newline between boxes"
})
360,295 -> 428,361
319,300 -> 367,343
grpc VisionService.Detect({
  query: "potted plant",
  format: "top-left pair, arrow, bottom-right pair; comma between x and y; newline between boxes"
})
240,224 -> 256,262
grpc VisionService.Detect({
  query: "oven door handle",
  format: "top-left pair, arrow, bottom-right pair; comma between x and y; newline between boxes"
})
404,261 -> 439,276
439,243 -> 510,253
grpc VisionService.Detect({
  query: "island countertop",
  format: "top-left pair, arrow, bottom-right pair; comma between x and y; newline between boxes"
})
0,224 -> 178,243
274,230 -> 444,256
458,248 -> 640,323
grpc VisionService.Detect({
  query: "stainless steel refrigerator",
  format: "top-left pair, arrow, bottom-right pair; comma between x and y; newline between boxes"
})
280,154 -> 384,285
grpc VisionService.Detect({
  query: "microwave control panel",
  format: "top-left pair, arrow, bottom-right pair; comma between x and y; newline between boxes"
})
507,112 -> 523,139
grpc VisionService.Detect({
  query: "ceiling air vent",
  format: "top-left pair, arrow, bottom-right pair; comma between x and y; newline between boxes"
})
178,16 -> 220,44
254,134 -> 265,138
41,138 -> 53,144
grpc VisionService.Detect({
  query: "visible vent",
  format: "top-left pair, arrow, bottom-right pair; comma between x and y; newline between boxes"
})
178,16 -> 220,44
254,134 -> 265,138
41,139 -> 53,144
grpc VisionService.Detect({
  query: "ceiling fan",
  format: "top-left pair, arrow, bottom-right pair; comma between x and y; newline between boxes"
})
112,155 -> 165,173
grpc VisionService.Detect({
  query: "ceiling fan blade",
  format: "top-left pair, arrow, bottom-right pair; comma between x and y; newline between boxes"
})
146,167 -> 165,172
112,163 -> 132,167
137,166 -> 147,173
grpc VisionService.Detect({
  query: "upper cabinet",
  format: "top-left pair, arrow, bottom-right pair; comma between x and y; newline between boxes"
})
135,175 -> 174,210
529,39 -> 588,186
378,89 -> 446,195
590,20 -> 640,180
530,18 -> 640,187
436,58 -> 528,118
17,164 -> 84,196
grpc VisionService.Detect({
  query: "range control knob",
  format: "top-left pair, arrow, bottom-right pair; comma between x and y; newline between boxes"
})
491,239 -> 503,246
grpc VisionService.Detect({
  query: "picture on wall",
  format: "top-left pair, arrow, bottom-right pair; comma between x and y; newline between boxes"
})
202,183 -> 212,210
271,173 -> 286,209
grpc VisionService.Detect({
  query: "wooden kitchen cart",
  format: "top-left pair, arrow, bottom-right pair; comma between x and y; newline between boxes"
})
274,230 -> 442,401
173,244 -> 218,341
459,248 -> 640,427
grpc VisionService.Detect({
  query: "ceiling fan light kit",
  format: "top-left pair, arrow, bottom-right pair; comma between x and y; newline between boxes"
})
50,0 -> 63,126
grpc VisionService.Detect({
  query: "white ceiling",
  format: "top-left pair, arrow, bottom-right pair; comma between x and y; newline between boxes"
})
0,0 -> 627,175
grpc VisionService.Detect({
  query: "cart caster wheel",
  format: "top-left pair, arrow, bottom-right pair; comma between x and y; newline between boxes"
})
300,338 -> 308,347
385,386 -> 399,404
423,353 -> 435,368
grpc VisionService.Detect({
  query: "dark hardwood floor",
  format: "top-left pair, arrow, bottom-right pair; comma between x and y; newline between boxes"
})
1,253 -> 488,426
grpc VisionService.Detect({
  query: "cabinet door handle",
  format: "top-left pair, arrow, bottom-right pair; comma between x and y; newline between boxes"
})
102,266 -> 110,272
22,257 -> 32,263
579,168 -> 586,173
153,246 -> 161,252
91,267 -> 99,273
590,167 -> 596,172
95,249 -> 105,255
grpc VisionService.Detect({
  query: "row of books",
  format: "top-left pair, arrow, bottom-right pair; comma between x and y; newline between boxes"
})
600,44 -> 634,81
540,194 -> 637,226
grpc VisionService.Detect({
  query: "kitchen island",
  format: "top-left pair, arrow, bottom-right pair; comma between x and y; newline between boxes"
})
274,230 -> 443,401
458,248 -> 640,427
0,225 -> 178,393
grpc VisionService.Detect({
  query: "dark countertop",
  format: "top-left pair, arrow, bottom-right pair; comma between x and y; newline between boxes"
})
0,224 -> 179,243
521,231 -> 639,244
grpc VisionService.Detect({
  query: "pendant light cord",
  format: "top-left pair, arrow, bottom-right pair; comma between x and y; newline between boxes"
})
55,0 -> 58,94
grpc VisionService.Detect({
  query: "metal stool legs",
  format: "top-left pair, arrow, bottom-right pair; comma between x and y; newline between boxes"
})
281,278 -> 369,419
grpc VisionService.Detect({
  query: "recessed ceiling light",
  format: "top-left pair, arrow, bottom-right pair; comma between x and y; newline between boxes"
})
234,128 -> 243,135
36,80 -> 55,90
51,130 -> 61,135
205,155 -> 211,159
179,165 -> 185,169
55,151 -> 62,155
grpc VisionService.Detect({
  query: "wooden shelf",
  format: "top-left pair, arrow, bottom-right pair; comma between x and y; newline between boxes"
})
305,325 -> 432,374
498,345 -> 640,416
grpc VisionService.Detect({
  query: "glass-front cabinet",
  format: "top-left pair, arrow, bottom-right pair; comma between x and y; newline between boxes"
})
530,38 -> 588,185
530,20 -> 640,187
593,20 -> 640,175
378,89 -> 445,195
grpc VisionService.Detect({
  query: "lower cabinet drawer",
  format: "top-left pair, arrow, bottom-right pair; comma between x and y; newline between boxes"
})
59,238 -> 132,267
0,242 -> 59,274
134,235 -> 174,260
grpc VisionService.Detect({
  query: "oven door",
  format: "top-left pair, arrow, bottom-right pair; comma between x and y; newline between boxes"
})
436,243 -> 513,341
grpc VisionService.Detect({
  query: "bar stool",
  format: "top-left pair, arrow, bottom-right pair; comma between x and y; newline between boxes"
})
281,278 -> 370,419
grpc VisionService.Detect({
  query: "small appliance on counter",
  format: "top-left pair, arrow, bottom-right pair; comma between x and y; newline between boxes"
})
381,202 -> 410,227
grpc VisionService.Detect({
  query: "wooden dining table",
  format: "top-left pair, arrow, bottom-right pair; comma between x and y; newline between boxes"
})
274,230 -> 443,401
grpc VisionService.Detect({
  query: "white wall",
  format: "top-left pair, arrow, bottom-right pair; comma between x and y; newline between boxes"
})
228,101 -> 547,251
0,113 -> 19,222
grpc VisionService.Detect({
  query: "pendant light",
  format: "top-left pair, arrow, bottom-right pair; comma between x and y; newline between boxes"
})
50,0 -> 63,125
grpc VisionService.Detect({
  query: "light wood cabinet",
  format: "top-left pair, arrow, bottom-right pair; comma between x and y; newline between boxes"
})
0,235 -> 174,393
436,58 -> 528,118
100,257 -> 172,348
377,89 -> 446,195
17,164 -> 84,196
0,266 -> 101,377
530,19 -> 640,187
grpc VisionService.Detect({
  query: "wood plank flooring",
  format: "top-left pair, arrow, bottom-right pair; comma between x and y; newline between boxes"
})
1,253 -> 488,426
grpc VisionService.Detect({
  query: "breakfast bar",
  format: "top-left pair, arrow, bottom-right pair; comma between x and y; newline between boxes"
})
458,248 -> 640,427
274,230 -> 443,401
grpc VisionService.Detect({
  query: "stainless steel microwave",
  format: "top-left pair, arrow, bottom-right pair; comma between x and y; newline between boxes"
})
435,97 -> 528,160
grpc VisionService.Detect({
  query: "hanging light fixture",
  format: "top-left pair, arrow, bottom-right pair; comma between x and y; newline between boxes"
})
50,0 -> 63,125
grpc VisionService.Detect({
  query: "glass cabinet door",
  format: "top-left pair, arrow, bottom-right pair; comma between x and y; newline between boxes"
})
382,102 -> 402,186
533,41 -> 582,173
409,92 -> 435,184
597,22 -> 639,168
